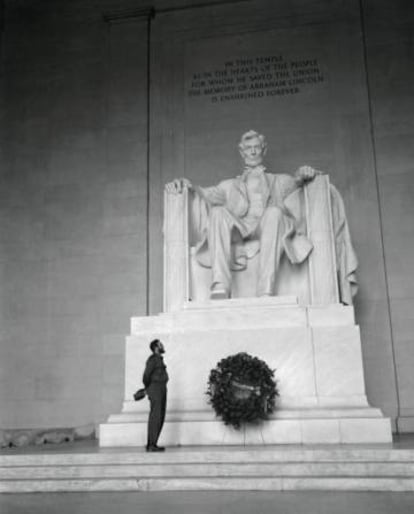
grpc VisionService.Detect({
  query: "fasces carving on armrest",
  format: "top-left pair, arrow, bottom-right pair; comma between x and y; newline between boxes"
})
163,187 -> 190,311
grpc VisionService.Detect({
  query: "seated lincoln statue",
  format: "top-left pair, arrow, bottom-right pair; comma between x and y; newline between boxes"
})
165,130 -> 357,302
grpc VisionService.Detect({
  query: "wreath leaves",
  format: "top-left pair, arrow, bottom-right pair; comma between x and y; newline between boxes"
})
206,352 -> 278,429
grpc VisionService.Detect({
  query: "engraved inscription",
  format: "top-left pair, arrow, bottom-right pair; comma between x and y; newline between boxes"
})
187,55 -> 325,103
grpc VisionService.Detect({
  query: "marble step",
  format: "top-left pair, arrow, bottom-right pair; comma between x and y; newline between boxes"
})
2,448 -> 414,466
1,446 -> 414,492
109,407 -> 386,422
2,461 -> 414,480
1,476 -> 414,493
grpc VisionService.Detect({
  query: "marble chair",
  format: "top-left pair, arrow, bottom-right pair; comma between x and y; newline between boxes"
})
164,174 -> 340,312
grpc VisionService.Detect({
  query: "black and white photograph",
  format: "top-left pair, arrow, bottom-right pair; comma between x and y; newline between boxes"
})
0,1 -> 413,512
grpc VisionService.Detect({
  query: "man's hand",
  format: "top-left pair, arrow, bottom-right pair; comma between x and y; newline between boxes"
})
165,178 -> 192,194
294,165 -> 322,186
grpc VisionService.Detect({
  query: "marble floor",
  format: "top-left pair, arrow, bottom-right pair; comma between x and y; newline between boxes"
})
1,434 -> 414,513
2,490 -> 414,514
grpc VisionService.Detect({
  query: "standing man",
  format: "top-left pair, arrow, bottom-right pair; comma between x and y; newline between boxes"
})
143,339 -> 169,452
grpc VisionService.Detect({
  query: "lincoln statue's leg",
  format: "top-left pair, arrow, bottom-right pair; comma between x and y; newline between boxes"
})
208,206 -> 239,298
257,206 -> 286,296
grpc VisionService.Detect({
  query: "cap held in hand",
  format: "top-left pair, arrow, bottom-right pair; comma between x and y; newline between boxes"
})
133,388 -> 146,401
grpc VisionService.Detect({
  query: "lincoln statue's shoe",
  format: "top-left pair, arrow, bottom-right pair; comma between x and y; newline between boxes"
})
210,283 -> 229,299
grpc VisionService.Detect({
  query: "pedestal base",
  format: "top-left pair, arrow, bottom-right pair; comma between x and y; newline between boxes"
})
100,298 -> 392,447
100,410 -> 391,447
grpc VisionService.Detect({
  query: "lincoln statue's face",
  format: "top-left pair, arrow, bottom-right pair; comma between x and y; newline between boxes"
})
239,137 -> 265,167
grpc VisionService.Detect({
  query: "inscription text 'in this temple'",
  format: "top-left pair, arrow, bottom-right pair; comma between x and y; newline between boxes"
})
187,55 -> 325,103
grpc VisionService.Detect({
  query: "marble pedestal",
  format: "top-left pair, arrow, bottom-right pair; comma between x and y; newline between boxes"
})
99,297 -> 392,447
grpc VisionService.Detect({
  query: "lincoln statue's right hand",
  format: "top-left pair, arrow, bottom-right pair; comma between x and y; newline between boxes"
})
165,178 -> 192,194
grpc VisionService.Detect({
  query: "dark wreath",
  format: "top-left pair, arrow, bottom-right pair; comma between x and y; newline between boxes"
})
206,352 -> 279,429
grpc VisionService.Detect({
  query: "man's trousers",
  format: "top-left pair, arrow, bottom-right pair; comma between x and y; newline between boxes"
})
146,383 -> 167,447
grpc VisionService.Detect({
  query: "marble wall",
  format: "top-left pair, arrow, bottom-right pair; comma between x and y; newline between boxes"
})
0,1 -> 149,429
364,0 -> 414,432
0,0 -> 413,432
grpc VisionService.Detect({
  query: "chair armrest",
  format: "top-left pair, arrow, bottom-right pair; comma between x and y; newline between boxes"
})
303,174 -> 339,304
163,187 -> 190,311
